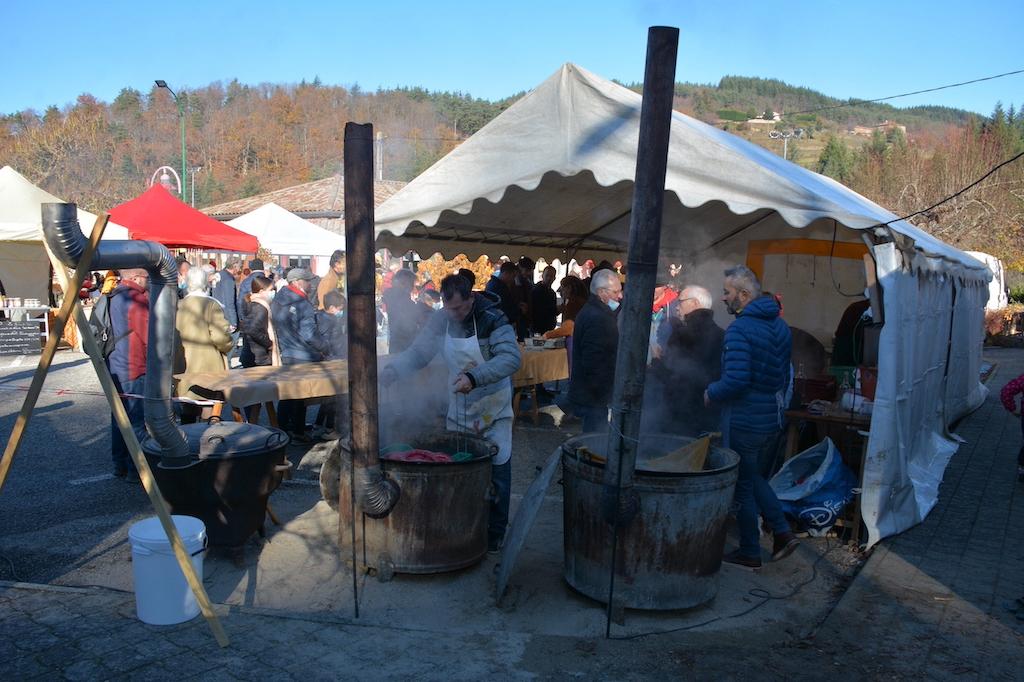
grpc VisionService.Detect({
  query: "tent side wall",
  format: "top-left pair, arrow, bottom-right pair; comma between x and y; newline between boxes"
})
0,242 -> 50,302
861,243 -> 988,546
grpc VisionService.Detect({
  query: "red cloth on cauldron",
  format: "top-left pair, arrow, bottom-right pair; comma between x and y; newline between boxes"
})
382,449 -> 453,463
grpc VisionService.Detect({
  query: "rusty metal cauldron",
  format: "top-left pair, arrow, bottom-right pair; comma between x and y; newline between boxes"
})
321,430 -> 496,581
561,433 -> 739,610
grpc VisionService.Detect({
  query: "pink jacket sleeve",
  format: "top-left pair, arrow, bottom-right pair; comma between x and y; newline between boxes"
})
999,374 -> 1024,412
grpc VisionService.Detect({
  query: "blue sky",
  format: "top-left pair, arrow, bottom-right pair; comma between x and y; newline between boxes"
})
2,0 -> 1022,116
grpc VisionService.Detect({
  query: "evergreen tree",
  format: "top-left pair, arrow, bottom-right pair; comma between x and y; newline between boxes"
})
817,135 -> 853,183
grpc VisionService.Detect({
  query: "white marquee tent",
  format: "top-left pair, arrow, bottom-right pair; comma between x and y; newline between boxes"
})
375,63 -> 992,547
227,202 -> 343,275
0,166 -> 130,302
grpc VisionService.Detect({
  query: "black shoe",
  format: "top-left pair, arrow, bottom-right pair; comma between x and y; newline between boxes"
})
487,537 -> 504,556
722,550 -> 762,569
772,532 -> 800,561
112,467 -> 127,479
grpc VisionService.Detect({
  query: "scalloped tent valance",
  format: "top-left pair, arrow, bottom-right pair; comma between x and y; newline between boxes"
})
374,63 -> 987,282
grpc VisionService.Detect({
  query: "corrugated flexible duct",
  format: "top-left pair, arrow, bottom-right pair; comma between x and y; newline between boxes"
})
41,202 -> 193,469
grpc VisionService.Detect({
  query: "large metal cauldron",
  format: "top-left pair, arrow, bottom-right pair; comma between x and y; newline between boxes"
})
143,421 -> 290,551
321,431 -> 495,579
562,433 -> 739,610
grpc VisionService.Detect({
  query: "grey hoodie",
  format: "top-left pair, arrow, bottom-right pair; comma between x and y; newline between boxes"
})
388,290 -> 521,387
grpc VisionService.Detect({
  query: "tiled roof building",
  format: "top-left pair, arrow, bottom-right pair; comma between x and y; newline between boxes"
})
201,175 -> 406,235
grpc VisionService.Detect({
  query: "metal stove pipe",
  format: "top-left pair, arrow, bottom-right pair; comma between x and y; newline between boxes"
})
344,122 -> 400,518
41,203 -> 192,469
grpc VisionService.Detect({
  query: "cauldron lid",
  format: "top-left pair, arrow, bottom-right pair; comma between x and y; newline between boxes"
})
143,421 -> 288,460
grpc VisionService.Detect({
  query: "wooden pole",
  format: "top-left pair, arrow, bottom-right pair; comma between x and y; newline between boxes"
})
35,217 -> 229,647
600,27 -> 679,519
598,25 -> 679,638
342,121 -> 378,614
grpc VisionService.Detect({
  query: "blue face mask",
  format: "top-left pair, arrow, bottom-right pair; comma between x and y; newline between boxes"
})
608,299 -> 620,311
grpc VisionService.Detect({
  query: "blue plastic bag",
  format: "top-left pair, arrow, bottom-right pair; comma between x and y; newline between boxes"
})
769,438 -> 857,536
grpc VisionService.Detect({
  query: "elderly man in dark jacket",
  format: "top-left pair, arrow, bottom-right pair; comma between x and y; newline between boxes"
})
382,274 -> 521,553
705,265 -> 798,569
271,268 -> 330,442
566,269 -> 622,433
657,285 -> 724,435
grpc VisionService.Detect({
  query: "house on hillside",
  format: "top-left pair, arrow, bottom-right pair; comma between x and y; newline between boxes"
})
850,120 -> 907,137
746,110 -> 783,125
201,175 -> 406,236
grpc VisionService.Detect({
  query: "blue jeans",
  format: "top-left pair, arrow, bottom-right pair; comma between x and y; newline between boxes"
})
111,374 -> 146,474
730,428 -> 791,558
489,460 -> 511,547
277,356 -> 310,433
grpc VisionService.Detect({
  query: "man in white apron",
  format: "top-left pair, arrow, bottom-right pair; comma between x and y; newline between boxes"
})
382,274 -> 522,553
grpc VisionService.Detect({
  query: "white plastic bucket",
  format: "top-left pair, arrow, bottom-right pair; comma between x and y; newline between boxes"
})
128,515 -> 207,625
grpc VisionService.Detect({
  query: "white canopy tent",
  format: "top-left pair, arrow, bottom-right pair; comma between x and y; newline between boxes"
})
375,63 -> 992,547
226,202 -> 344,275
0,166 -> 130,302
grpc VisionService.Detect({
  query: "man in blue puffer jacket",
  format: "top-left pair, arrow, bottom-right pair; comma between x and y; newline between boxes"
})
705,265 -> 798,569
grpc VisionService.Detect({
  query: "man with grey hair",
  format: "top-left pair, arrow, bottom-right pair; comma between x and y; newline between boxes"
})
656,285 -> 724,436
565,268 -> 622,432
705,265 -> 798,569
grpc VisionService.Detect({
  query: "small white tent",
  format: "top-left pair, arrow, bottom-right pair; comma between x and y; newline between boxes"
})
0,166 -> 129,301
226,202 -> 343,274
375,64 -> 991,547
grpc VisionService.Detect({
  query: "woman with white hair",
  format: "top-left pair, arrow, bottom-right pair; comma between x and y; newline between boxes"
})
174,267 -> 234,423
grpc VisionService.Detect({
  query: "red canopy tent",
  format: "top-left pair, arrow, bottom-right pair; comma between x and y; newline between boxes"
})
109,185 -> 259,252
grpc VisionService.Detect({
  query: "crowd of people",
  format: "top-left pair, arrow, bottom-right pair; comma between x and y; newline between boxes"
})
94,246 -> 802,567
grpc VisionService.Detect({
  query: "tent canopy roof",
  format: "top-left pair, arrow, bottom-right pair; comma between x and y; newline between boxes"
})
226,202 -> 343,257
375,64 -> 986,278
0,166 -> 130,242
110,184 -> 259,252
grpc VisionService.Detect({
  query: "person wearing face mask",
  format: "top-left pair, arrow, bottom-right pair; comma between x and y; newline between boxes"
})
703,265 -> 798,569
272,268 -> 331,443
317,289 -> 348,360
239,275 -> 278,368
381,274 -> 522,554
565,269 -> 622,433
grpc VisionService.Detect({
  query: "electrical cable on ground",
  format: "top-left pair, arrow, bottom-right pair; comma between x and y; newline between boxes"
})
610,540 -> 837,641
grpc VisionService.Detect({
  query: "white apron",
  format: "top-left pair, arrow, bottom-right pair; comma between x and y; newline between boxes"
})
444,318 -> 513,465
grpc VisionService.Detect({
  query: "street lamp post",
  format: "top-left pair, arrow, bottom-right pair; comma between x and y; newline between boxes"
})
188,166 -> 203,207
155,80 -> 187,202
769,129 -> 794,160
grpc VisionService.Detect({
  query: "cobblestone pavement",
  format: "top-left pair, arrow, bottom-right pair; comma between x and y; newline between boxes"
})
1,349 -> 1022,679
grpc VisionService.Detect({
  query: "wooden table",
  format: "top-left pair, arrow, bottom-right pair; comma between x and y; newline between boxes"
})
511,347 -> 569,424
783,406 -> 872,545
177,357 -> 448,427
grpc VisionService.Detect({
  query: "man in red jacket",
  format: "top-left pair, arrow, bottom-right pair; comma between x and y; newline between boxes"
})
106,268 -> 150,480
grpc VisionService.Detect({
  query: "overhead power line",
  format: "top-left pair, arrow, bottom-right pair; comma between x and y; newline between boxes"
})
879,150 -> 1024,228
785,68 -> 1024,116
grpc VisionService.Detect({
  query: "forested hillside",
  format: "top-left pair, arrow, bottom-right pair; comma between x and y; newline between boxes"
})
1,74 -> 1021,263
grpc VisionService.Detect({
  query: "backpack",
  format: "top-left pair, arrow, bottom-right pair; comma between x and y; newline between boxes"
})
88,290 -> 127,358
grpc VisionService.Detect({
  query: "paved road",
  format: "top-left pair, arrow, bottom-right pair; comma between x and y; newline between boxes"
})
1,348 -> 1021,679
